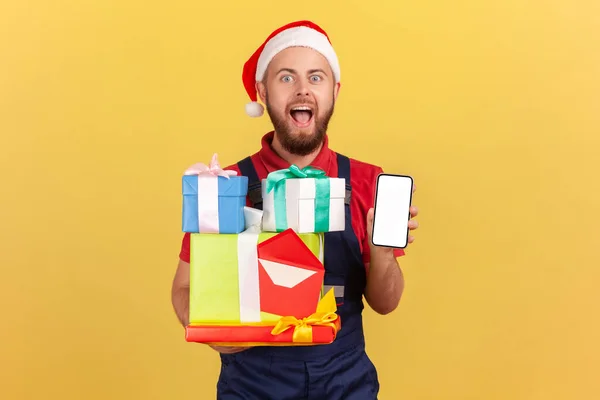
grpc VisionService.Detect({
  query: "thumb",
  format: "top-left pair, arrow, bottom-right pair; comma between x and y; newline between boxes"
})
367,207 -> 374,223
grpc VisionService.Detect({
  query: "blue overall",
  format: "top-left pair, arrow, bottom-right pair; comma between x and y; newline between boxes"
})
214,153 -> 379,399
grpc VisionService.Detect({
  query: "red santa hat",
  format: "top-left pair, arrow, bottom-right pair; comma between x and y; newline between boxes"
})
242,20 -> 341,117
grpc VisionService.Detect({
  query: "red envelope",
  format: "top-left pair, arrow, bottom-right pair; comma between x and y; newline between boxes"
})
257,229 -> 324,318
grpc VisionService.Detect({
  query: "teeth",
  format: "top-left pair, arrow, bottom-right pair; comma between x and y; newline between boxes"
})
292,106 -> 311,111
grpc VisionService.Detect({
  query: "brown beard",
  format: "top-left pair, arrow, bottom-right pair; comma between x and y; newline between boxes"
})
265,92 -> 335,156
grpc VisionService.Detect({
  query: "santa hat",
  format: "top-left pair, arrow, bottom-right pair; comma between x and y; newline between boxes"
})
242,20 -> 341,117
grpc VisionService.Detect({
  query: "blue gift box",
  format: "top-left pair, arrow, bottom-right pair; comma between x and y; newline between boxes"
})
182,175 -> 248,233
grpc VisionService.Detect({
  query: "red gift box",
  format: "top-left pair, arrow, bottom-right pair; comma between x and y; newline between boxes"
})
185,316 -> 341,346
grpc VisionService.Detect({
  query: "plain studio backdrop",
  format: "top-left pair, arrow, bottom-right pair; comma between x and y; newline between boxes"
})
1,1 -> 599,399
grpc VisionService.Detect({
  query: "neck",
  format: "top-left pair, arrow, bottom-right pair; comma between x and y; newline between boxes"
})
271,132 -> 324,169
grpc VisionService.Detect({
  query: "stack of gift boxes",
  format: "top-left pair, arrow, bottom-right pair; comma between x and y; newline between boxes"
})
181,154 -> 346,346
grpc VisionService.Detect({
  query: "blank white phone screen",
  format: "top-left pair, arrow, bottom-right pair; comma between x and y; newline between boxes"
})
372,174 -> 413,248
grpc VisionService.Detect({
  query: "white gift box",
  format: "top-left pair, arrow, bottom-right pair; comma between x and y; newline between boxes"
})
261,177 -> 346,233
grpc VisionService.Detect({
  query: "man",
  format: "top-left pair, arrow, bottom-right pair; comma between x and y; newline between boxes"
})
171,20 -> 419,399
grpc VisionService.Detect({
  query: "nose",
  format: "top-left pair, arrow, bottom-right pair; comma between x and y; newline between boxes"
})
295,81 -> 310,97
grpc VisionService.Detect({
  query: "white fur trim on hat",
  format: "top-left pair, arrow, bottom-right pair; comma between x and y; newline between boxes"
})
255,26 -> 340,83
245,101 -> 265,117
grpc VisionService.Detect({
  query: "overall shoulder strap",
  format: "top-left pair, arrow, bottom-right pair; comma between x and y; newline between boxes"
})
237,156 -> 263,209
336,153 -> 352,205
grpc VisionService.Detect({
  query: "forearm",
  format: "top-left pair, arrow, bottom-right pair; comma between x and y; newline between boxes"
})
171,286 -> 190,327
364,247 -> 404,315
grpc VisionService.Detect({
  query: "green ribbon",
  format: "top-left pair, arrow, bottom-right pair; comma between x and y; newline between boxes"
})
266,165 -> 331,232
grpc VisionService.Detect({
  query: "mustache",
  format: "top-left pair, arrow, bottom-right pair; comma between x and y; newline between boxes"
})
287,101 -> 316,109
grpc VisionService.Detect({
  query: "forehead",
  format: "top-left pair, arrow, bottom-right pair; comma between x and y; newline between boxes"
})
267,46 -> 332,74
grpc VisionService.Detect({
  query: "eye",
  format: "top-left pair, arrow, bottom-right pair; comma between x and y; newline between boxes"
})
281,75 -> 293,83
310,75 -> 322,82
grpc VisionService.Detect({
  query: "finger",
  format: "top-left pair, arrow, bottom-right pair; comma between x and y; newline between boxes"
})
228,348 -> 248,354
408,235 -> 415,244
210,345 -> 248,354
366,208 -> 374,236
409,206 -> 419,217
408,220 -> 419,230
221,348 -> 245,354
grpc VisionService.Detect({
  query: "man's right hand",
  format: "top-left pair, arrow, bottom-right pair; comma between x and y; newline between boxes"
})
208,345 -> 251,354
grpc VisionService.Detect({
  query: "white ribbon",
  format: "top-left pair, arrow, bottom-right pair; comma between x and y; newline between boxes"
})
183,153 -> 237,233
196,177 -> 218,232
237,207 -> 263,323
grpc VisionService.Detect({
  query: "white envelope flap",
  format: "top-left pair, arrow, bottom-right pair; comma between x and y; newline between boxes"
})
258,259 -> 317,288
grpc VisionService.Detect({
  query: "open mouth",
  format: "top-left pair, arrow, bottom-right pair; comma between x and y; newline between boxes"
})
290,105 -> 314,127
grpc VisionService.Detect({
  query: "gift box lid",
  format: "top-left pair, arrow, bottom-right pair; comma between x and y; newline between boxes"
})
261,177 -> 345,200
183,175 -> 248,197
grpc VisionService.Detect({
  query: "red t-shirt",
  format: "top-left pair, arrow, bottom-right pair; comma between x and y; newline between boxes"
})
179,131 -> 405,267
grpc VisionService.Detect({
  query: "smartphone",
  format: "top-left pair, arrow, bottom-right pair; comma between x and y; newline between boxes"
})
371,174 -> 413,249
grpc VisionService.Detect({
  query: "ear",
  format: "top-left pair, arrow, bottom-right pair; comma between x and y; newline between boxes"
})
256,81 -> 267,103
333,82 -> 341,101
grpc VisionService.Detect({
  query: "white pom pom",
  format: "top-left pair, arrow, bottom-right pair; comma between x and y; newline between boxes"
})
245,101 -> 264,117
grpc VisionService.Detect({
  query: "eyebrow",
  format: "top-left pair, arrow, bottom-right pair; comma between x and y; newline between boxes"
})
276,68 -> 329,76
308,68 -> 328,76
276,68 -> 297,75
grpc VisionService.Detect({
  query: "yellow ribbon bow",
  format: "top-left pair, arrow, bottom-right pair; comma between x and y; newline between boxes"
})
270,288 -> 339,343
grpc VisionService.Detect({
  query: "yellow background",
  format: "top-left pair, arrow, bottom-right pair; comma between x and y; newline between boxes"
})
1,0 -> 599,398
